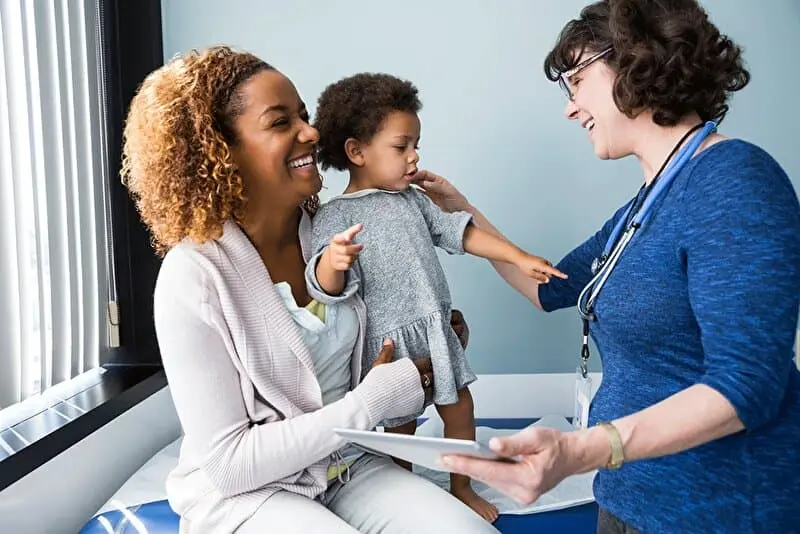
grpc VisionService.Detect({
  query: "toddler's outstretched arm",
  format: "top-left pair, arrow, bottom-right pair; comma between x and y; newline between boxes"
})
463,225 -> 567,283
316,223 -> 364,295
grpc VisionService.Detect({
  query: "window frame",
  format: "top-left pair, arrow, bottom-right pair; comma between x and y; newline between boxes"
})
0,0 -> 166,492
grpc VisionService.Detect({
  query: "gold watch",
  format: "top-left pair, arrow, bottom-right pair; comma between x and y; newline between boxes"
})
596,422 -> 624,469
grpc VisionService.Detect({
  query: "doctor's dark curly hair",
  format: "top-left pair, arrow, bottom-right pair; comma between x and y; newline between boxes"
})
544,0 -> 750,126
121,46 -> 319,255
314,73 -> 422,171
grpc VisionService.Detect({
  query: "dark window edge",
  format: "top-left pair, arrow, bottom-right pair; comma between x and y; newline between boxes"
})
102,0 -> 164,366
0,366 -> 167,493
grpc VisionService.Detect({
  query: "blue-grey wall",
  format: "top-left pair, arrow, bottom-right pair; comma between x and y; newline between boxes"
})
162,0 -> 800,374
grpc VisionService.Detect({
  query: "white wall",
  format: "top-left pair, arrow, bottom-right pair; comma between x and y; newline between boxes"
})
161,0 -> 800,374
0,388 -> 180,534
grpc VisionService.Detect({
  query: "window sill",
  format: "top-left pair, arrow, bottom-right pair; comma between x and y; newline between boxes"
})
0,365 -> 166,492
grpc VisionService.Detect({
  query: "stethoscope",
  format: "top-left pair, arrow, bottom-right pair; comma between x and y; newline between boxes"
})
576,120 -> 718,378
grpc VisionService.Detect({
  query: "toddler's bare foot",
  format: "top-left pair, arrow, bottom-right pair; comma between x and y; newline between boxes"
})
452,483 -> 499,523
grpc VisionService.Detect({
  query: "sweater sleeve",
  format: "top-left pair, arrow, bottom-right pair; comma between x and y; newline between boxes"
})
155,250 -> 423,498
305,201 -> 361,304
538,200 -> 633,312
681,144 -> 800,430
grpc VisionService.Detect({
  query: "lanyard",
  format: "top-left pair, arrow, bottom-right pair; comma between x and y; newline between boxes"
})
576,120 -> 717,377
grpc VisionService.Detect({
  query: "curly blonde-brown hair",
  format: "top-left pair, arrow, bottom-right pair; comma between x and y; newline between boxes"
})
121,46 -> 319,255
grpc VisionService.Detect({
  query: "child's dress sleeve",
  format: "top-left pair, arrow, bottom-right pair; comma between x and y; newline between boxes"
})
304,201 -> 362,303
408,188 -> 473,254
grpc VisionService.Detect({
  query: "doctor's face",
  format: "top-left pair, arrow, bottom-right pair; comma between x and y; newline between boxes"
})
561,49 -> 638,161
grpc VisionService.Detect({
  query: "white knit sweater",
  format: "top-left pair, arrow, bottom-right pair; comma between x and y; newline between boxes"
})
153,211 -> 424,533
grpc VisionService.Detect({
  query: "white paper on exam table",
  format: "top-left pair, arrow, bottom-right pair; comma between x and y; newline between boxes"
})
412,414 -> 596,515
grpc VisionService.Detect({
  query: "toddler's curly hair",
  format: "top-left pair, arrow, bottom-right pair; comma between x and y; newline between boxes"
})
314,73 -> 422,171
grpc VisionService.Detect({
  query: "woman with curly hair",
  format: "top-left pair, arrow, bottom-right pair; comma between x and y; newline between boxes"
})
420,1 -> 800,532
121,46 -> 500,534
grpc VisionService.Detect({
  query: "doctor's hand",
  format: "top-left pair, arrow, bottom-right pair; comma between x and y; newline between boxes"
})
440,426 -> 609,506
411,170 -> 470,213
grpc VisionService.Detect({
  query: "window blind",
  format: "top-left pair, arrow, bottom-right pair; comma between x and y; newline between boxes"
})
0,0 -> 113,410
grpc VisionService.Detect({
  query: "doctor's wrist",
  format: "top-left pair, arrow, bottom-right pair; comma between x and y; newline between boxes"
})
569,425 -> 614,473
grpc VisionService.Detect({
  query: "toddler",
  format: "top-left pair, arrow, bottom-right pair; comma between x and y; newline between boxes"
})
306,73 -> 566,522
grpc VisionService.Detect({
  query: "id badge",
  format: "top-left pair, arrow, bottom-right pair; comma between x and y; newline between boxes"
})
573,367 -> 593,430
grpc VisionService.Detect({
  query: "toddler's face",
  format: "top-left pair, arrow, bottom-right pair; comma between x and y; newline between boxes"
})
360,111 -> 421,191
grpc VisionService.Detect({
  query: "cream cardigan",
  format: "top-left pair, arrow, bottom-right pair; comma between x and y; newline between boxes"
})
153,211 -> 424,533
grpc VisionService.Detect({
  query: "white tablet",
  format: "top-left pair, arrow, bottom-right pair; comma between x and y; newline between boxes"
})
334,428 -> 517,473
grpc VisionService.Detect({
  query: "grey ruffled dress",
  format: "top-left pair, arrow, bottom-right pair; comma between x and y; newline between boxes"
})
306,187 -> 477,428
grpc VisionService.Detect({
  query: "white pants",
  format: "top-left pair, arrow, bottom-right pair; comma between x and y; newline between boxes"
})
236,454 -> 500,534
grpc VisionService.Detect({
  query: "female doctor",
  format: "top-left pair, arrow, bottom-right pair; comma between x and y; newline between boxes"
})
417,1 -> 800,532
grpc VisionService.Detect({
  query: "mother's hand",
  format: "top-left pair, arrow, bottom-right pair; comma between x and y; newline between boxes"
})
450,309 -> 469,350
370,339 -> 434,400
440,426 -> 604,506
411,170 -> 470,213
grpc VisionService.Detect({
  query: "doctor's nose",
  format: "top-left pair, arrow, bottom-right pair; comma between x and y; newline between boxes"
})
564,98 -> 579,120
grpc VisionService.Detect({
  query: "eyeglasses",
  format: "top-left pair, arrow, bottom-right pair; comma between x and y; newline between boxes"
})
558,47 -> 612,101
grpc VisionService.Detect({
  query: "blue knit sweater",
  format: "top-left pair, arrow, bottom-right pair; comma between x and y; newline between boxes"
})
539,139 -> 800,533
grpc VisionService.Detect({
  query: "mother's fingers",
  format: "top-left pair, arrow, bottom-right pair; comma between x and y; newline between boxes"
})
413,357 -> 433,374
370,339 -> 395,369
